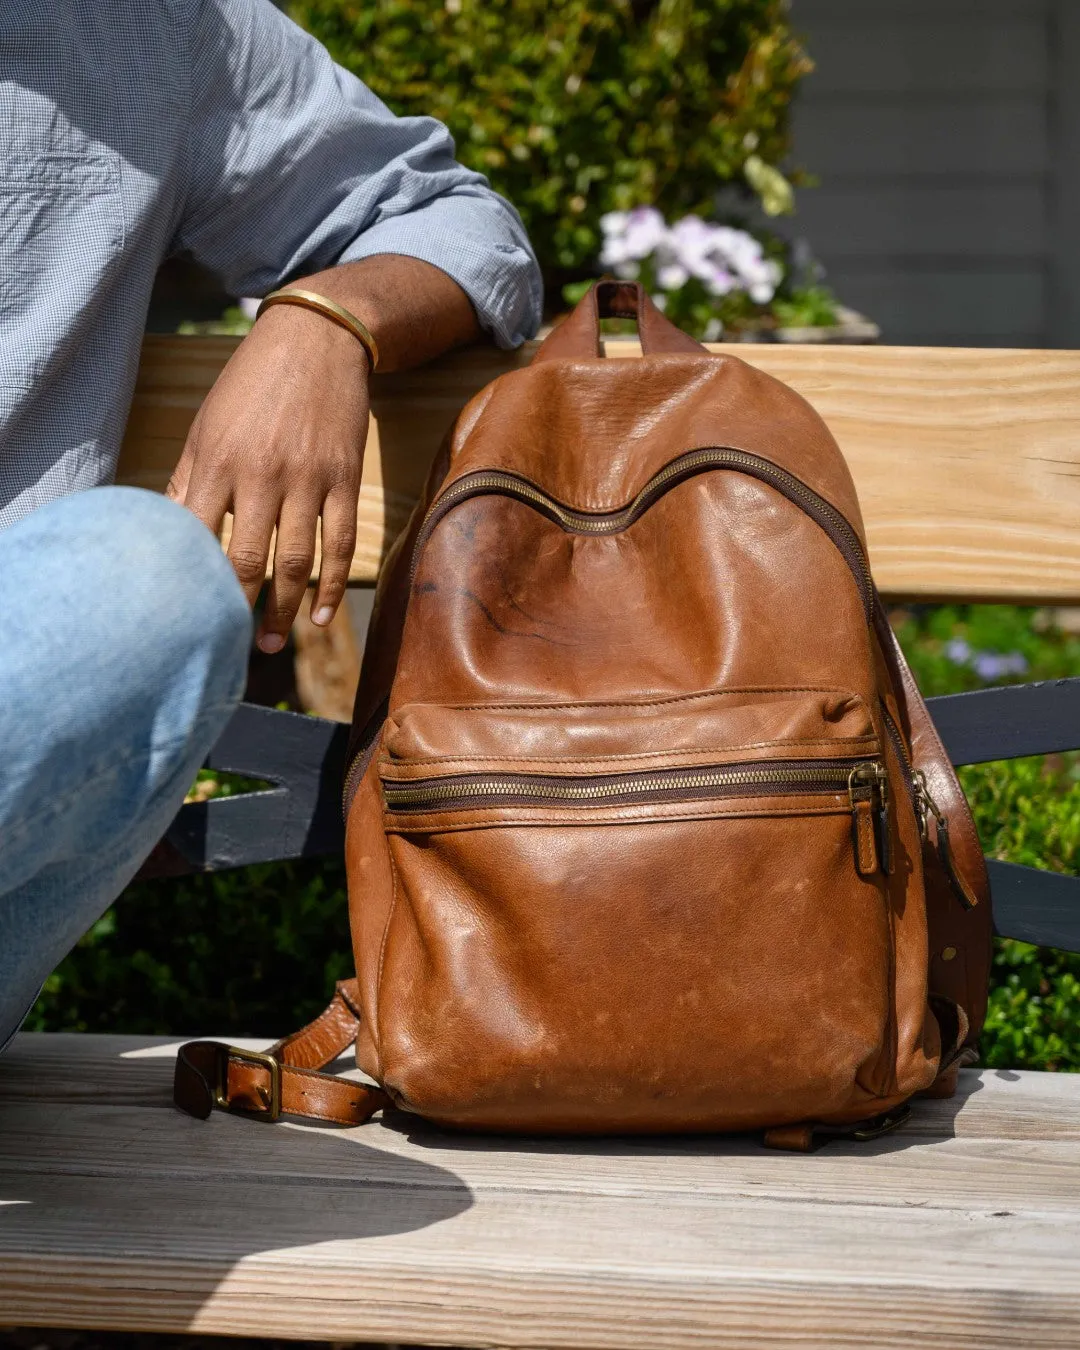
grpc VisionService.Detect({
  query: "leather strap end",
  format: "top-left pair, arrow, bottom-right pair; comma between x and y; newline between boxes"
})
173,1041 -> 219,1120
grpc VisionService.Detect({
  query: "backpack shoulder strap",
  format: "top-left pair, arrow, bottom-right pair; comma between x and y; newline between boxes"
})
173,980 -> 389,1125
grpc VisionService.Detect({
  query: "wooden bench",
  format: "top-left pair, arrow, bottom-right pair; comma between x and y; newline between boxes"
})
2,338 -> 1080,1348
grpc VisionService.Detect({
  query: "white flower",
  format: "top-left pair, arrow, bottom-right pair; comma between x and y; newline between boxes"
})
622,206 -> 668,258
667,216 -> 717,286
656,262 -> 689,291
703,264 -> 736,298
599,207 -> 667,270
600,211 -> 629,237
601,208 -> 784,307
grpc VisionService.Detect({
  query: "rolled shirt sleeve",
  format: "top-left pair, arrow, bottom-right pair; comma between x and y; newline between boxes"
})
174,0 -> 542,348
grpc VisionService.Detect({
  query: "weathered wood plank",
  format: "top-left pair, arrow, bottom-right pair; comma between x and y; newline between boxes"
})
117,338 -> 1080,602
5,1034 -> 1080,1140
3,1151 -> 1080,1346
4,1208 -> 1078,1350
3,1035 -> 1080,1346
5,1101 -> 1080,1216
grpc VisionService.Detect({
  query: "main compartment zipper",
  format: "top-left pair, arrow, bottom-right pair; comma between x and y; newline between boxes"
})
383,757 -> 891,875
409,447 -> 874,613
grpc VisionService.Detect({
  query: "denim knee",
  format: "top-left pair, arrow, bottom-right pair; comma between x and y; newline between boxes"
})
83,487 -> 252,712
0,487 -> 252,846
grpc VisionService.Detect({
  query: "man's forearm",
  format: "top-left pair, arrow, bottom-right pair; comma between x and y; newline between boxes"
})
280,254 -> 483,373
169,251 -> 489,651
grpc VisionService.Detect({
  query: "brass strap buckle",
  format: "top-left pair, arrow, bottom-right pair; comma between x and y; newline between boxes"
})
214,1045 -> 282,1121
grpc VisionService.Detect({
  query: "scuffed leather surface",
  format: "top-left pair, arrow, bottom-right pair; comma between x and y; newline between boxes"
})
382,687 -> 878,772
378,810 -> 893,1131
438,355 -> 869,543
343,285 -> 985,1135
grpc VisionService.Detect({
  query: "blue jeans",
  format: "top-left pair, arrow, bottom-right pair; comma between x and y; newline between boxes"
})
0,487 -> 251,1046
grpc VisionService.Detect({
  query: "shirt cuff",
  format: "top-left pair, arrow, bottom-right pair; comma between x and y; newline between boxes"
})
336,193 -> 543,350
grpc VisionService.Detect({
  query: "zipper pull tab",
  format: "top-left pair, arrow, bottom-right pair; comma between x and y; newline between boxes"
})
915,770 -> 979,910
849,762 -> 891,876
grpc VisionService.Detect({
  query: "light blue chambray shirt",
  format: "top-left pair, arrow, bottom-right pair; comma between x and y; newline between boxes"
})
0,0 -> 542,529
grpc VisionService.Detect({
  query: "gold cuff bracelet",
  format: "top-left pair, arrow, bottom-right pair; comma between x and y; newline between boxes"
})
255,288 -> 380,371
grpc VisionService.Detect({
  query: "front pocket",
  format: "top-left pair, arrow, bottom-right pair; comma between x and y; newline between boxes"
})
374,687 -> 896,1132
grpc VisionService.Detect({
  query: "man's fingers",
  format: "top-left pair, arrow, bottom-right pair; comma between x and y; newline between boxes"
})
180,453 -> 231,541
310,485 -> 358,627
258,497 -> 319,652
226,491 -> 279,615
165,447 -> 193,505
166,413 -> 201,505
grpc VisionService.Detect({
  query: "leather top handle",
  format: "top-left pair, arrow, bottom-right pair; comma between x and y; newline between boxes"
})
533,280 -> 708,363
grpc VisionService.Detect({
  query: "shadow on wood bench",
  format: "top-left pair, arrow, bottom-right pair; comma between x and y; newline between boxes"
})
3,338 -> 1080,1350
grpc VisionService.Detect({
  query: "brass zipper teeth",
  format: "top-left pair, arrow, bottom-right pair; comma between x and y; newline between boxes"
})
384,762 -> 873,810
411,449 -> 873,606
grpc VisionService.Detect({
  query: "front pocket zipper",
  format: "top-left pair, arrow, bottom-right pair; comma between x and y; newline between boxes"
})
383,757 -> 891,876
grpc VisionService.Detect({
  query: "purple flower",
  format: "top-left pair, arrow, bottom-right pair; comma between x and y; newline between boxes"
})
600,208 -> 784,304
599,207 -> 667,275
944,638 -> 972,665
971,651 -> 1029,682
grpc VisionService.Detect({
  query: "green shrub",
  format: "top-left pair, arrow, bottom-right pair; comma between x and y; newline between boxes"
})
288,0 -> 810,273
25,860 -> 352,1037
894,606 -> 1080,1071
957,756 -> 1080,1072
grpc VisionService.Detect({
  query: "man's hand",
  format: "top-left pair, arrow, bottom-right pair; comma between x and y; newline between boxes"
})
167,256 -> 481,652
168,304 -> 368,652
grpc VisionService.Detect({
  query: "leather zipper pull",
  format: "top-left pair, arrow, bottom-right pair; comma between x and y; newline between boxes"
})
849,762 -> 889,876
851,797 -> 879,875
935,813 -> 980,910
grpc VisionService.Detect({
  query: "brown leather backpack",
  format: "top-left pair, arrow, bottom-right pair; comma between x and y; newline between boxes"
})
176,282 -> 992,1149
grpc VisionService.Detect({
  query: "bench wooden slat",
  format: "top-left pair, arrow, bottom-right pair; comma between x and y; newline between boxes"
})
6,1034 -> 1080,1139
5,1100 -> 1080,1208
5,1174 -> 1080,1347
3,1035 -> 1080,1348
118,338 -> 1080,603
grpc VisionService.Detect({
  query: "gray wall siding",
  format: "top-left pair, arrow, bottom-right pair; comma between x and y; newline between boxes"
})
790,0 -> 1077,347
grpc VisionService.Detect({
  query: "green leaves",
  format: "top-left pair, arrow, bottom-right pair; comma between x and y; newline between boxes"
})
743,153 -> 794,216
26,861 -> 353,1037
288,0 -> 811,273
895,605 -> 1080,1072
